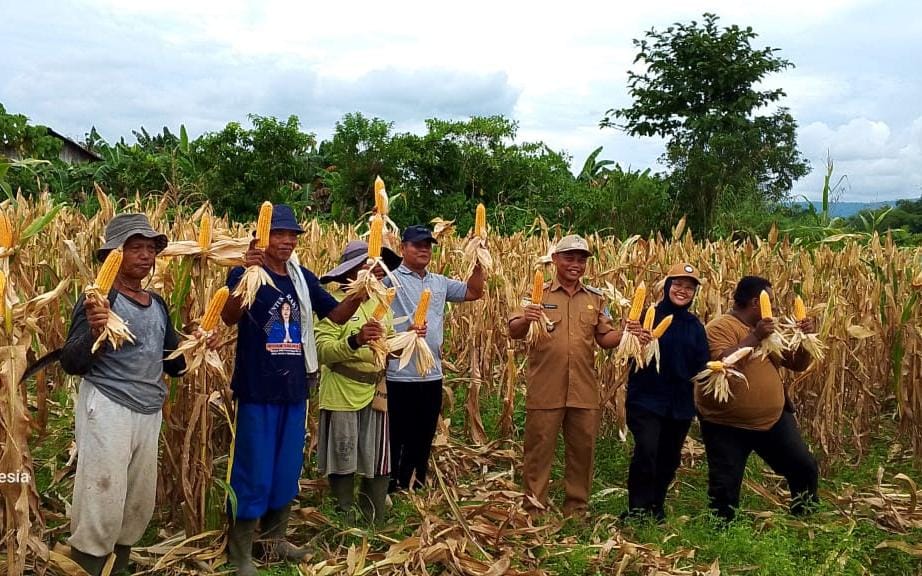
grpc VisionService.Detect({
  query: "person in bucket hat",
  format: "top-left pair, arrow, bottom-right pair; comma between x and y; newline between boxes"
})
315,240 -> 400,525
60,213 -> 200,575
383,223 -> 484,494
220,204 -> 372,574
623,262 -> 708,522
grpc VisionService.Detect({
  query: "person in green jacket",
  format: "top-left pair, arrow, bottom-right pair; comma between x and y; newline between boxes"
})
315,240 -> 401,524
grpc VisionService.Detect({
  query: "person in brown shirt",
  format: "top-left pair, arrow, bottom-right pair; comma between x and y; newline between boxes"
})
696,275 -> 819,521
509,234 -> 646,517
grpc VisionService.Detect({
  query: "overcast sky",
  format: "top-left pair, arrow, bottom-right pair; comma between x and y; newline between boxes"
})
3,0 -> 920,201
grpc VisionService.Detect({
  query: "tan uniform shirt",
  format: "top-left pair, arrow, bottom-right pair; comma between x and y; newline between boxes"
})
696,313 -> 807,431
510,279 -> 614,409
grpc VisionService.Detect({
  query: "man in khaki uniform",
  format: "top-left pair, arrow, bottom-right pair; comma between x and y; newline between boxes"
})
509,235 -> 645,517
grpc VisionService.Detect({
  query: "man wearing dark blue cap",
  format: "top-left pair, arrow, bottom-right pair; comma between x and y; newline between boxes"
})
385,224 -> 484,493
220,204 -> 367,575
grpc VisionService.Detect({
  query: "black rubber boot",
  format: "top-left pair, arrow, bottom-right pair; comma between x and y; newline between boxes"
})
260,503 -> 309,562
226,518 -> 259,576
113,544 -> 131,574
68,547 -> 108,576
328,473 -> 356,521
358,476 -> 390,526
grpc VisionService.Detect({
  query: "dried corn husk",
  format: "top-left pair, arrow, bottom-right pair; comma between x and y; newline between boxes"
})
232,265 -> 277,309
693,346 -> 753,403
386,330 -> 435,376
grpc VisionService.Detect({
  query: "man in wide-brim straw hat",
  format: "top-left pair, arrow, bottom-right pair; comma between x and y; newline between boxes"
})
60,213 -> 193,576
220,205 -> 372,575
315,240 -> 401,524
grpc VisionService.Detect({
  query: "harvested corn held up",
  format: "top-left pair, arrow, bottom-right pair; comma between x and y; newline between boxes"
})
524,268 -> 552,347
782,295 -> 827,362
166,286 -> 229,378
232,201 -> 277,307
85,248 -> 135,353
694,346 -> 754,403
643,313 -> 674,373
617,281 -> 647,368
462,202 -> 493,278
369,287 -> 396,369
346,214 -> 395,305
387,288 -> 435,376
754,289 -> 787,359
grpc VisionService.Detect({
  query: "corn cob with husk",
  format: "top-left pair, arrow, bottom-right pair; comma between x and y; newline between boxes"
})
372,175 -> 401,243
524,269 -> 553,347
233,201 -> 278,308
368,287 -> 396,369
693,346 -> 754,403
753,289 -> 787,360
85,248 -> 136,353
386,288 -> 436,376
462,202 -> 493,278
0,211 -> 15,259
642,312 -> 674,373
616,282 -> 647,367
166,286 -> 229,377
781,295 -> 826,362
159,205 -> 250,266
346,215 -> 398,303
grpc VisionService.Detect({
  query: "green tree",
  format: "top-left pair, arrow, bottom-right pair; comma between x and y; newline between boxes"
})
602,13 -> 810,234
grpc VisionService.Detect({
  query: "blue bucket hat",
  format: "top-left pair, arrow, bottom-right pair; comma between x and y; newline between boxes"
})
269,204 -> 304,234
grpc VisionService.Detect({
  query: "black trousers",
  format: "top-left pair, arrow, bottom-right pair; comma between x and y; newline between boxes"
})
387,379 -> 443,491
699,410 -> 819,520
626,405 -> 692,518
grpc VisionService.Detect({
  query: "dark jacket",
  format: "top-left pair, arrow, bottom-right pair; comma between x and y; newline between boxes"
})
60,289 -> 186,377
626,278 -> 709,420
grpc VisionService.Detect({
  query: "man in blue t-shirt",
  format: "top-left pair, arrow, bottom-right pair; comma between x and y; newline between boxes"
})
221,205 -> 366,575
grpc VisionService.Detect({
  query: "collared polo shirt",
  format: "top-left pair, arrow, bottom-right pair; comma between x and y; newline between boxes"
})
510,279 -> 614,409
384,264 -> 468,382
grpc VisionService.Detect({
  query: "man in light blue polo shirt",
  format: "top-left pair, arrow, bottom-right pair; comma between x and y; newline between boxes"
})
385,224 -> 484,492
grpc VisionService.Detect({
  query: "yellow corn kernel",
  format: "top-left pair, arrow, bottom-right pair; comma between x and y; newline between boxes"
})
531,270 -> 544,304
642,306 -> 655,331
474,203 -> 486,237
414,288 -> 431,327
198,213 -> 212,250
368,215 -> 383,259
628,282 -> 646,321
201,286 -> 229,331
652,314 -> 673,339
706,360 -> 724,372
759,290 -> 773,319
793,295 -> 807,321
96,248 -> 123,293
374,176 -> 387,213
0,212 -> 12,249
372,288 -> 396,320
256,201 -> 273,250
0,270 -> 6,315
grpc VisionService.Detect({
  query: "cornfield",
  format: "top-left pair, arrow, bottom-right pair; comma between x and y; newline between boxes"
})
0,190 -> 920,575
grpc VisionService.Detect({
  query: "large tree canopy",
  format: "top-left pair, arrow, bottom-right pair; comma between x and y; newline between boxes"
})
602,12 -> 810,233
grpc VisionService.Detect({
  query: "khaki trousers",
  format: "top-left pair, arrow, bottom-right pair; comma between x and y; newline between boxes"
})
523,407 -> 600,515
69,382 -> 161,556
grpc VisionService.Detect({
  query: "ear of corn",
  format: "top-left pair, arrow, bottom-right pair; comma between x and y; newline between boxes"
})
414,288 -> 431,326
201,286 -> 229,331
531,270 -> 544,304
373,287 -> 396,320
474,203 -> 486,237
374,176 -> 387,213
793,295 -> 807,321
643,306 -> 655,331
652,314 -> 673,338
198,213 -> 212,250
368,215 -> 383,259
759,290 -> 773,319
706,360 -> 724,371
0,212 -> 12,249
0,270 -> 6,315
96,248 -> 123,293
255,201 -> 273,250
628,282 -> 646,321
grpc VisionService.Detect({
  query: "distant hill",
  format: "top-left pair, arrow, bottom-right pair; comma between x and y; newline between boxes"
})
792,201 -> 896,219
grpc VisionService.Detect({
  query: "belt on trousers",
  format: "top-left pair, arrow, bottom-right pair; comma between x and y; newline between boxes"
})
329,364 -> 381,385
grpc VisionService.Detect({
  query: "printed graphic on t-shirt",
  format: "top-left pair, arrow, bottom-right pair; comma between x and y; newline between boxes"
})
265,296 -> 302,355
